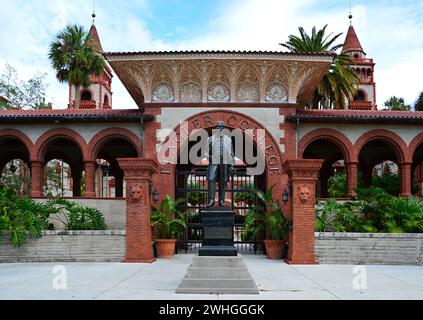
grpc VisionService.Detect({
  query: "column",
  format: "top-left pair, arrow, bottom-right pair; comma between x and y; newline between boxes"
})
345,161 -> 358,197
84,161 -> 96,198
30,160 -> 44,197
400,162 -> 412,197
118,158 -> 159,263
283,159 -> 323,265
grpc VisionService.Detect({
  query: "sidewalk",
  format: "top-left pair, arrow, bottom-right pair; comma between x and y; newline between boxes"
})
1,254 -> 422,300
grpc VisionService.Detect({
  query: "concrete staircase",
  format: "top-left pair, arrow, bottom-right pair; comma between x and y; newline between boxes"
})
175,255 -> 259,294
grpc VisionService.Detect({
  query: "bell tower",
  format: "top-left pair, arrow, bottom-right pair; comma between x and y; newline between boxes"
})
343,14 -> 376,110
68,11 -> 113,109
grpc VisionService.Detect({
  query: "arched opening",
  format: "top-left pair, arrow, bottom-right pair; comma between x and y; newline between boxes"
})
41,137 -> 84,197
358,140 -> 401,196
95,138 -> 138,198
303,139 -> 346,198
175,128 -> 266,250
81,90 -> 92,101
0,137 -> 31,196
354,90 -> 366,102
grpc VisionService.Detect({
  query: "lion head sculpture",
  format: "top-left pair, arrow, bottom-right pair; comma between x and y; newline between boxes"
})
129,183 -> 144,204
298,184 -> 312,204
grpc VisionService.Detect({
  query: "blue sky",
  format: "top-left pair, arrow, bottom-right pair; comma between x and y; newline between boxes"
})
0,0 -> 422,109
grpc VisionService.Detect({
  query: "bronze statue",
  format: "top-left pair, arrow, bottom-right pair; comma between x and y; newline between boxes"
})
205,121 -> 234,207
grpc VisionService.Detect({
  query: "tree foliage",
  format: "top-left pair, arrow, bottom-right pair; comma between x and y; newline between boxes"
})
280,25 -> 359,109
383,96 -> 410,111
48,24 -> 104,109
415,91 -> 423,111
0,63 -> 50,110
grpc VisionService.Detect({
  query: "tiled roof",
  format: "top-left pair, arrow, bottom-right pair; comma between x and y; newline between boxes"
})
88,24 -> 103,53
0,109 -> 153,123
104,50 -> 337,57
287,110 -> 423,123
342,25 -> 364,54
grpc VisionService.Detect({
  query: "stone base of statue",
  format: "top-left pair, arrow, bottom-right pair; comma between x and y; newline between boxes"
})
199,206 -> 237,256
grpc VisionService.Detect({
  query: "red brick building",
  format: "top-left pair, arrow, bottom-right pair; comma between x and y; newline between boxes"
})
1,22 -> 422,264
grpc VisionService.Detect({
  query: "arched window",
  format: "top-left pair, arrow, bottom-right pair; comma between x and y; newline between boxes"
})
354,90 -> 366,101
81,90 -> 92,101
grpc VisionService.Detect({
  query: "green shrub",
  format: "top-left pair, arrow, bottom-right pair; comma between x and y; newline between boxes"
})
0,188 -> 56,247
316,187 -> 423,233
327,174 -> 347,198
151,195 -> 187,239
47,198 -> 107,230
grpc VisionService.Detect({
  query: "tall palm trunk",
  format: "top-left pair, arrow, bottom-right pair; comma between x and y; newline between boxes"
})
74,85 -> 80,109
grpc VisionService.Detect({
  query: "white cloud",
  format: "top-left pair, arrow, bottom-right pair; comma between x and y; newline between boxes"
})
0,0 -> 422,109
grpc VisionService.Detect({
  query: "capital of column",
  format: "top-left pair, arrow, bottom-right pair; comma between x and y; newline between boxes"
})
117,158 -> 159,178
282,159 -> 324,180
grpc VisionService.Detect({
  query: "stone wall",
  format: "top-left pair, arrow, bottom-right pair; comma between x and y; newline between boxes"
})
33,198 -> 126,230
0,231 -> 125,263
315,232 -> 423,265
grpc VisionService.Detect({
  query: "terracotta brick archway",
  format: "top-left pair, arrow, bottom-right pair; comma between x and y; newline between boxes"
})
298,128 -> 355,197
298,128 -> 354,162
87,127 -> 143,161
33,128 -> 88,162
155,109 -> 287,205
354,129 -> 411,197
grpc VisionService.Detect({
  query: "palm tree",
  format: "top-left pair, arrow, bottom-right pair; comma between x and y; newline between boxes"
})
415,91 -> 423,111
280,25 -> 359,109
383,96 -> 410,111
48,25 -> 104,109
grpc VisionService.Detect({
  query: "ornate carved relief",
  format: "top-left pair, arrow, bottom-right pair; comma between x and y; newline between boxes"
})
236,83 -> 259,103
152,83 -> 174,102
108,54 -> 334,106
179,82 -> 202,102
265,83 -> 288,102
208,83 -> 230,102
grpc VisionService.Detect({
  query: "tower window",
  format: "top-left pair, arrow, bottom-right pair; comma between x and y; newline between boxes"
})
81,90 -> 92,101
354,54 -> 359,59
354,90 -> 366,101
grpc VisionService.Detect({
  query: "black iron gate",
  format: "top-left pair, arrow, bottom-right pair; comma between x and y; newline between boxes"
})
175,165 -> 265,254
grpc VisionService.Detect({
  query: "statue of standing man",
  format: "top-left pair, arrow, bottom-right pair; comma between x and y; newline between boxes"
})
205,121 -> 235,207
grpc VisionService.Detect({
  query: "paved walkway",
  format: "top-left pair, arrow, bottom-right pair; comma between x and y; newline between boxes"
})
1,254 -> 423,300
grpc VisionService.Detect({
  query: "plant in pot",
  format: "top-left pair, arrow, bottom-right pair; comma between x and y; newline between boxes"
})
245,187 -> 290,259
151,195 -> 187,258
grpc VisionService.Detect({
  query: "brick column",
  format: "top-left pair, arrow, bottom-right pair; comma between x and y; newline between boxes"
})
118,158 -> 159,263
30,161 -> 44,197
345,161 -> 358,197
84,161 -> 96,198
400,162 -> 412,197
283,159 -> 323,265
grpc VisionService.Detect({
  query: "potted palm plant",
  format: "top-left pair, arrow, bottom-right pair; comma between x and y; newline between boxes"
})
244,187 -> 290,259
151,195 -> 187,258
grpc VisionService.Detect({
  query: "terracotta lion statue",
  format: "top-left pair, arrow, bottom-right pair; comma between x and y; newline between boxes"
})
298,184 -> 312,204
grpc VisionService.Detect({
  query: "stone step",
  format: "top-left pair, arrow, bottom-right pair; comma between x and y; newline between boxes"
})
175,287 -> 259,295
191,256 -> 245,268
176,255 -> 259,294
178,279 -> 258,289
184,267 -> 251,279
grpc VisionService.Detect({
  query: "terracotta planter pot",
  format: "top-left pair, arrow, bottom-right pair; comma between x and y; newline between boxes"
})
155,239 -> 177,258
264,240 -> 284,259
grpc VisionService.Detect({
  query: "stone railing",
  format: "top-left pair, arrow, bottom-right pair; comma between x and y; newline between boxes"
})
315,232 -> 423,265
0,230 -> 125,263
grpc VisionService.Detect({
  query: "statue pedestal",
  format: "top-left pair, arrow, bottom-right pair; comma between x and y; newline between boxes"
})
199,206 -> 237,256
